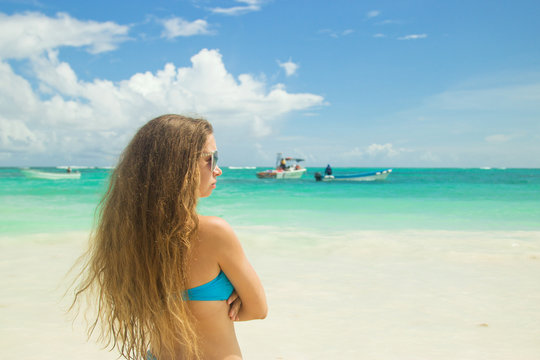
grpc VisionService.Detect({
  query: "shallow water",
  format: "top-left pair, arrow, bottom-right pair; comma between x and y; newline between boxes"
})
1,167 -> 540,235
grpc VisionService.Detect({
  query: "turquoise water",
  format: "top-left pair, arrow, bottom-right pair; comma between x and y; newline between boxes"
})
1,167 -> 539,235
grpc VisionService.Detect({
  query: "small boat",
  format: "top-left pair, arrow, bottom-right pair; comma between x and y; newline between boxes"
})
256,153 -> 307,179
21,169 -> 81,180
315,168 -> 392,182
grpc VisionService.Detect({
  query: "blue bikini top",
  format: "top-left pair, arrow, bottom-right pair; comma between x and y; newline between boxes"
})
183,270 -> 234,301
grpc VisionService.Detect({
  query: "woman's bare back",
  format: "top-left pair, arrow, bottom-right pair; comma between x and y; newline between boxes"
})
179,216 -> 244,359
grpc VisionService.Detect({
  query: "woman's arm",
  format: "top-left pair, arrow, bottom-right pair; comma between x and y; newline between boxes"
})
207,217 -> 267,321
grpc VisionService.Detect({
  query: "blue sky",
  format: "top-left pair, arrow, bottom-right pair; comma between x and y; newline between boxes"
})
0,0 -> 539,167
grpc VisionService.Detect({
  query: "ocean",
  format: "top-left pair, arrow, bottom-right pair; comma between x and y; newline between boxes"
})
1,167 -> 540,235
1,167 -> 540,359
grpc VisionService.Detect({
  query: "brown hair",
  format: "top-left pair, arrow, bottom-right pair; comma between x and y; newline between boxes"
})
72,114 -> 213,359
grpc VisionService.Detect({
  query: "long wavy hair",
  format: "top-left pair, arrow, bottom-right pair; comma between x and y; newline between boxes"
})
72,114 -> 213,359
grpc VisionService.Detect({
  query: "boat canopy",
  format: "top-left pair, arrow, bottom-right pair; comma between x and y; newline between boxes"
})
284,157 -> 304,162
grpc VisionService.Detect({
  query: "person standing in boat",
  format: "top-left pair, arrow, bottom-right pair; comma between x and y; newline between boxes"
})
279,158 -> 287,170
325,164 -> 333,176
72,114 -> 267,360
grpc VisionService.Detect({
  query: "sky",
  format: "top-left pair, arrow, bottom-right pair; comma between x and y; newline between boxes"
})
0,0 -> 539,168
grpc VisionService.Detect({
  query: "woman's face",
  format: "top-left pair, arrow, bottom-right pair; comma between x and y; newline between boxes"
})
198,133 -> 222,198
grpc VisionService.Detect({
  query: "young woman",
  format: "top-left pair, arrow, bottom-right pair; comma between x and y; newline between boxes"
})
72,114 -> 267,360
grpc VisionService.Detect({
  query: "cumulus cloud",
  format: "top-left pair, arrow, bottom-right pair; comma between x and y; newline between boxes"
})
210,0 -> 263,16
278,59 -> 299,76
0,46 -> 324,162
398,34 -> 428,40
367,10 -> 380,18
161,17 -> 212,39
0,117 -> 39,151
0,12 -> 129,59
0,12 -> 324,165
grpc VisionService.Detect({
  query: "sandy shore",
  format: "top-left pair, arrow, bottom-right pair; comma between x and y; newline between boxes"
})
1,228 -> 539,359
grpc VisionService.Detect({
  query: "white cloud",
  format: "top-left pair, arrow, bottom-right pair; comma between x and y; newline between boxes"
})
398,34 -> 428,40
344,143 -> 406,159
425,82 -> 540,111
319,29 -> 338,38
278,59 -> 299,76
161,17 -> 212,39
343,147 -> 364,158
420,151 -> 440,163
0,12 -> 129,59
373,33 -> 386,38
377,19 -> 402,25
32,50 -> 80,95
485,134 -> 511,143
367,10 -> 380,18
366,143 -> 401,157
376,74 -> 540,167
318,28 -> 354,38
0,117 -> 40,151
252,115 -> 271,137
210,0 -> 263,16
0,61 -> 39,118
0,44 -> 324,162
0,12 -> 325,165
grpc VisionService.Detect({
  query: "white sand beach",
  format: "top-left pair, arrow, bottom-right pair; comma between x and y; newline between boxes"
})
1,228 -> 540,359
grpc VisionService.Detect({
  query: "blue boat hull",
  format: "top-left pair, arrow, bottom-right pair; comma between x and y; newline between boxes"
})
323,169 -> 392,181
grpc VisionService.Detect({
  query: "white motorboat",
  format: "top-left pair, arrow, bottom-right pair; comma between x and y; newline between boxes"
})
256,153 -> 307,179
22,169 -> 81,180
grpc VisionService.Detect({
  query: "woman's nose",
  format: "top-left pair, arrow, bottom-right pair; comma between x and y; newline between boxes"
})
214,165 -> 222,176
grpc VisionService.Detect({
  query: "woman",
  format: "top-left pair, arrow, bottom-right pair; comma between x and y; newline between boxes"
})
72,114 -> 267,360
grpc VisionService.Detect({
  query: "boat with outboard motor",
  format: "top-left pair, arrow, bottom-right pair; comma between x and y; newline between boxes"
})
256,153 -> 307,179
21,169 -> 82,180
315,168 -> 392,182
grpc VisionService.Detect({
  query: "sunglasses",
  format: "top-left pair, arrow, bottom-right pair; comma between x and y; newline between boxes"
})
201,150 -> 219,172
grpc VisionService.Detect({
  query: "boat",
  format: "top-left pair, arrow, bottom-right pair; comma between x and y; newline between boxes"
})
21,169 -> 81,180
256,153 -> 307,179
315,168 -> 392,182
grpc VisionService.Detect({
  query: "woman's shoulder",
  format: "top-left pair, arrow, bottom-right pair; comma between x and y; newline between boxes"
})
198,215 -> 236,245
198,215 -> 232,231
